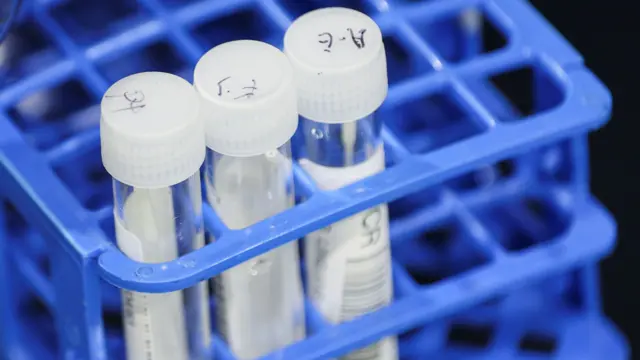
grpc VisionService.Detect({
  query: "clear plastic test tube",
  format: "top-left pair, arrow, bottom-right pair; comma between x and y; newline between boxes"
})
284,8 -> 398,360
100,72 -> 211,360
194,40 -> 305,359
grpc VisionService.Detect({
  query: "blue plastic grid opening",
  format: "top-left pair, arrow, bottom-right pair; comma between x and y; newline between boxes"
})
191,4 -> 284,50
380,88 -> 489,154
0,0 -> 625,359
7,79 -> 96,151
383,32 -> 434,85
97,41 -> 191,85
0,19 -> 62,89
51,0 -> 151,46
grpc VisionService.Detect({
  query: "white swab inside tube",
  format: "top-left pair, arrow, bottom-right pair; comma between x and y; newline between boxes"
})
100,72 -> 211,360
341,121 -> 358,167
194,40 -> 305,359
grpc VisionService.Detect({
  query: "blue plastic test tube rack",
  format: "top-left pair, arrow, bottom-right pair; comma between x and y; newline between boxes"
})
0,0 -> 628,359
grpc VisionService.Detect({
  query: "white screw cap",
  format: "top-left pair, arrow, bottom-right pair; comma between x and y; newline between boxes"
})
284,7 -> 388,124
100,72 -> 205,188
194,40 -> 298,157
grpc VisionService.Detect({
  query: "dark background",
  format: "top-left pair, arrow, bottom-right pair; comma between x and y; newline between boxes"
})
529,0 -> 638,351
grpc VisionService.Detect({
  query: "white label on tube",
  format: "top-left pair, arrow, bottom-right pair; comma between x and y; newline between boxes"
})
300,145 -> 398,360
115,188 -> 189,360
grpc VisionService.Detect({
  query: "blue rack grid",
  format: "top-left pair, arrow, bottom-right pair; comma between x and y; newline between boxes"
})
0,0 -> 627,359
